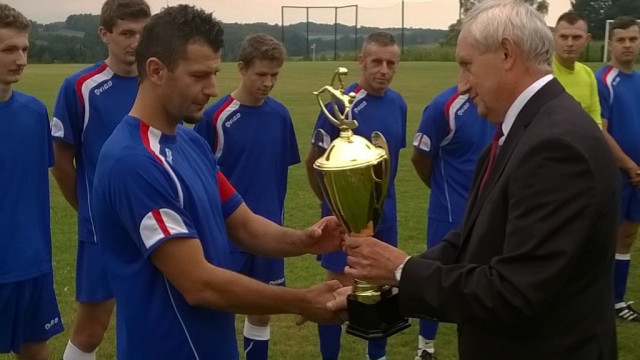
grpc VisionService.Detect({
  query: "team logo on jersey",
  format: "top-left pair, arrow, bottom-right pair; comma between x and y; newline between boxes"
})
165,148 -> 173,164
612,77 -> 620,87
94,80 -> 113,96
44,316 -> 59,330
457,102 -> 470,116
353,100 -> 368,114
225,113 -> 242,128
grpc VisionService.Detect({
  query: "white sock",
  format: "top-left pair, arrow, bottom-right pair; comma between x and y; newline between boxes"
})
63,341 -> 96,360
243,318 -> 270,340
418,335 -> 435,353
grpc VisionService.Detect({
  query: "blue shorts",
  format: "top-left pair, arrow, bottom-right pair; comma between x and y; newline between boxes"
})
230,251 -> 285,286
620,177 -> 640,222
76,241 -> 113,302
0,272 -> 64,354
427,217 -> 461,249
320,226 -> 398,273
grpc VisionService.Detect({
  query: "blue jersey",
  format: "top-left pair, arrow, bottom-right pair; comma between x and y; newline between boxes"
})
596,65 -> 640,163
413,86 -> 495,223
51,61 -> 138,243
92,116 -> 244,359
312,83 -> 407,231
0,91 -> 54,283
194,95 -> 300,228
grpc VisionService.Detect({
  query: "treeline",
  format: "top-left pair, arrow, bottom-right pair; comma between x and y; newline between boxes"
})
27,13 -> 446,64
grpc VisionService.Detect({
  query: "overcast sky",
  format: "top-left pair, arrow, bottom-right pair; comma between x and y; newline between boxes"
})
6,0 -> 572,29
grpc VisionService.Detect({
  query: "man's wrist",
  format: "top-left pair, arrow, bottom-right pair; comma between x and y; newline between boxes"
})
394,256 -> 411,284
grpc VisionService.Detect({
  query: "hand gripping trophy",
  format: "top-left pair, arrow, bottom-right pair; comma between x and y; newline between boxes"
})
312,67 -> 410,339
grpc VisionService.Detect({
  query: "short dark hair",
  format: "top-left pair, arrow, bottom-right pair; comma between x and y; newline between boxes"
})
136,4 -> 224,81
555,11 -> 587,27
362,31 -> 397,53
100,0 -> 151,32
609,16 -> 639,40
238,34 -> 286,68
0,3 -> 31,32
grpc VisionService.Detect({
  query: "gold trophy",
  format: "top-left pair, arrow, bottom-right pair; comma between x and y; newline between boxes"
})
312,67 -> 410,340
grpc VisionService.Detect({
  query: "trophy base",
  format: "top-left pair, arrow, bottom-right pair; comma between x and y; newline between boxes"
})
345,287 -> 411,340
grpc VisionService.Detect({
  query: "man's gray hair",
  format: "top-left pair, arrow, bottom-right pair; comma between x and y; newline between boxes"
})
462,0 -> 553,72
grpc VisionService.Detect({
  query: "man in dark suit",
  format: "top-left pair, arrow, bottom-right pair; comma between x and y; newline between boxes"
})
335,0 -> 619,359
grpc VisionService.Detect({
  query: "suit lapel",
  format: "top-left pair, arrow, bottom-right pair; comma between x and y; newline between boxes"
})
462,79 -> 566,241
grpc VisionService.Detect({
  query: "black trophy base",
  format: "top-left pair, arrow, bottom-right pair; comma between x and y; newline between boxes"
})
345,287 -> 411,340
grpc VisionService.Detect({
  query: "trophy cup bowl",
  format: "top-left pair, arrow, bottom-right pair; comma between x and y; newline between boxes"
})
312,68 -> 410,340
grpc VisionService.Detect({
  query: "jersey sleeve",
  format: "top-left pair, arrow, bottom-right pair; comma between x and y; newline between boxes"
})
586,71 -> 603,128
286,114 -> 301,166
216,170 -> 243,219
193,105 -> 217,152
596,74 -> 612,122
51,77 -> 83,148
413,97 -> 449,156
311,103 -> 341,149
400,98 -> 408,149
105,154 -> 199,257
45,108 -> 54,167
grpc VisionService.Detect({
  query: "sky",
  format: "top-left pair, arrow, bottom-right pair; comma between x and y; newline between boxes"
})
6,0 -> 572,30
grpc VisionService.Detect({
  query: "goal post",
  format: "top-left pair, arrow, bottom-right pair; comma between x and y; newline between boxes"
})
281,5 -> 358,61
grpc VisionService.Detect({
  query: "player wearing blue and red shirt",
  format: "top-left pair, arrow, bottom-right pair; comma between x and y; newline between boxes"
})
50,1 -> 151,358
0,5 -> 63,358
193,34 -> 299,360
596,16 -> 640,323
92,6 -> 344,359
305,32 -> 406,360
411,86 -> 494,359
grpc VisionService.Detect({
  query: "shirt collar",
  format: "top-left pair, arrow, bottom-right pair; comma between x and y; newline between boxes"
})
500,74 -> 553,144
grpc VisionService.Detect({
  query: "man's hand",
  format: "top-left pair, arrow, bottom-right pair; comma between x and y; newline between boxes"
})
300,216 -> 345,254
344,236 -> 409,286
296,280 -> 345,325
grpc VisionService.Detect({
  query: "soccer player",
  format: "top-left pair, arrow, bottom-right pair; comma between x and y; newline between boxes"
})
552,11 -> 602,127
91,5 -> 345,359
49,1 -> 151,359
410,86 -> 495,359
304,31 -> 407,360
0,4 -> 64,359
596,15 -> 640,322
193,33 -> 299,360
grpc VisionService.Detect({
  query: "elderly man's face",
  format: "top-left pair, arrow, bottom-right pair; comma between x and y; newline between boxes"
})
456,29 -> 506,124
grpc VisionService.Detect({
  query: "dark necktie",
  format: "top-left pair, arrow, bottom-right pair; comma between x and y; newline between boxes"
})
480,127 -> 504,190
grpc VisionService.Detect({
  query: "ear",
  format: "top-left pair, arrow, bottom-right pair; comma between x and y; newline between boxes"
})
357,53 -> 365,70
98,26 -> 109,44
586,33 -> 592,43
237,61 -> 246,75
500,37 -> 517,70
146,57 -> 166,85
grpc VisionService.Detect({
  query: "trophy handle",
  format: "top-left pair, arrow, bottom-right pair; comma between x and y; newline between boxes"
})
370,131 -> 390,209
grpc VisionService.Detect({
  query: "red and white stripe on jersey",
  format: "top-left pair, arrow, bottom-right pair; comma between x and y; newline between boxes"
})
216,171 -> 237,203
139,208 -> 189,249
347,86 -> 367,122
212,97 -> 241,159
602,66 -> 619,106
412,132 -> 432,152
74,63 -> 114,133
139,121 -> 185,207
440,92 -> 468,147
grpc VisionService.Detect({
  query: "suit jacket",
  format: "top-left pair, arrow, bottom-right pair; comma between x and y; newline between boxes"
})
399,79 -> 618,360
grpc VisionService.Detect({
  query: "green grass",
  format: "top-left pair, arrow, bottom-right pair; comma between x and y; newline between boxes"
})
7,61 -> 640,359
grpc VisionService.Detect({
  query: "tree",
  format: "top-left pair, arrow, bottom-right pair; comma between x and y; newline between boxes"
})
571,0 -> 612,40
445,0 -> 549,45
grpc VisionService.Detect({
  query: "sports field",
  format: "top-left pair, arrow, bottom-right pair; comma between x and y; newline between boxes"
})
8,61 -> 640,359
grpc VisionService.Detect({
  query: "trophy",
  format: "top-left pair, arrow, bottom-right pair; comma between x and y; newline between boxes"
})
312,67 -> 410,340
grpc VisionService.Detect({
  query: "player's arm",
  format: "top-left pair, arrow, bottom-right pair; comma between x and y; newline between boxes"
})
226,203 -> 343,257
305,144 -> 325,201
601,118 -> 640,185
150,235 -> 342,323
587,77 -> 603,128
411,149 -> 434,188
51,140 -> 78,210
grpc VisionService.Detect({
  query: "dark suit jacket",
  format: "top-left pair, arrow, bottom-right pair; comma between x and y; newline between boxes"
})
399,79 -> 618,360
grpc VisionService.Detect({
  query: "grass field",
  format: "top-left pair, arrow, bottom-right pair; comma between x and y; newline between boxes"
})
7,61 -> 640,359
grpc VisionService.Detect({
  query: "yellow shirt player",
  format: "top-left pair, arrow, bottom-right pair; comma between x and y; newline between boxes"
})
552,10 -> 602,128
